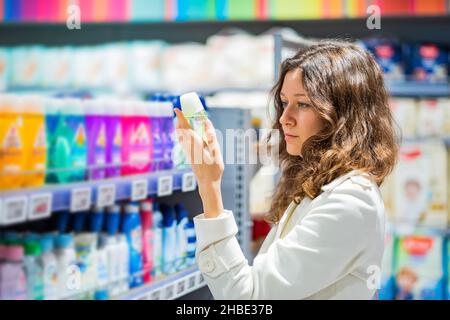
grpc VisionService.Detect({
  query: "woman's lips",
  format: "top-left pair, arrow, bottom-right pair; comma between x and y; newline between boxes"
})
284,133 -> 298,141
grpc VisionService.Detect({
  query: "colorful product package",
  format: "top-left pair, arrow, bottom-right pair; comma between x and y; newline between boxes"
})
394,233 -> 445,300
10,46 -> 43,87
22,95 -> 47,187
121,101 -> 152,176
43,46 -> 73,88
392,143 -> 448,228
416,99 -> 445,138
0,95 -> 26,190
379,230 -> 395,300
358,38 -> 405,81
406,43 -> 448,82
389,98 -> 417,139
0,48 -> 10,90
86,99 -> 106,180
104,99 -> 122,178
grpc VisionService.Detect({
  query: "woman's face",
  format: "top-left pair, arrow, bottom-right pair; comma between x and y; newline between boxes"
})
279,69 -> 325,156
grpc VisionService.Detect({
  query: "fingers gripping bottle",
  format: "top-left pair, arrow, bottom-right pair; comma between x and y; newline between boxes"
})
179,92 -> 209,146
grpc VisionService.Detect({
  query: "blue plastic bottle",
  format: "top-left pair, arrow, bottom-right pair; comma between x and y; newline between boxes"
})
161,204 -> 176,275
174,203 -> 189,271
185,221 -> 197,267
122,203 -> 143,288
152,202 -> 163,277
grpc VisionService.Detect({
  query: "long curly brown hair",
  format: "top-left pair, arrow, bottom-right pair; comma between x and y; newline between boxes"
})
267,40 -> 399,224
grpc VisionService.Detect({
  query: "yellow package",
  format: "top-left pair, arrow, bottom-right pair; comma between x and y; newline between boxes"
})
0,95 -> 26,190
22,96 -> 46,188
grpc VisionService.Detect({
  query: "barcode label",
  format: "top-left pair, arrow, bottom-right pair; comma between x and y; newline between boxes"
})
131,179 -> 148,201
182,172 -> 196,192
97,184 -> 116,208
2,196 -> 28,225
157,176 -> 173,197
28,193 -> 52,221
70,188 -> 92,212
164,284 -> 175,299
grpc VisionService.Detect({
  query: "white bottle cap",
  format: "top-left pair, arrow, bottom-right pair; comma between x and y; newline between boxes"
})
140,200 -> 153,212
180,92 -> 204,117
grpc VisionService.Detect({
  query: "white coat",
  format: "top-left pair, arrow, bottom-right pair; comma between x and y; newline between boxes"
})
193,170 -> 386,300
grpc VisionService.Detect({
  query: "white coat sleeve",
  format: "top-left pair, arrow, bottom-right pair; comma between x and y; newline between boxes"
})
193,182 -> 377,300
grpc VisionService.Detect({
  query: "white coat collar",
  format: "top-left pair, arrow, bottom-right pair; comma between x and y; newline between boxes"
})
320,169 -> 372,192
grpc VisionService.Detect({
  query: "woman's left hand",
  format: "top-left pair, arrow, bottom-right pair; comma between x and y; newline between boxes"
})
174,108 -> 225,218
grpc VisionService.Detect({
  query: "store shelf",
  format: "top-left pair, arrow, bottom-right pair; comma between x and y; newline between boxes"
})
113,266 -> 206,300
0,168 -> 196,226
387,81 -> 450,97
0,16 -> 449,46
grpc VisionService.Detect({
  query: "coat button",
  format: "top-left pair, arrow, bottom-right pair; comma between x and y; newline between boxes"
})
200,259 -> 215,273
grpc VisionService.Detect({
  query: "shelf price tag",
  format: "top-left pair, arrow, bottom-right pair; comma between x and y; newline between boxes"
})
157,176 -> 173,197
197,273 -> 205,287
97,184 -> 116,208
182,172 -> 196,192
131,179 -> 148,201
28,193 -> 53,221
150,289 -> 162,300
2,196 -> 28,225
177,279 -> 187,296
70,188 -> 92,212
187,275 -> 197,290
164,284 -> 175,300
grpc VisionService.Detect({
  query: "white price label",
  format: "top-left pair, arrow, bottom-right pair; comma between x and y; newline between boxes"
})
131,179 -> 148,201
187,275 -> 197,290
177,279 -> 186,296
197,273 -> 205,287
28,193 -> 52,221
164,284 -> 175,299
70,188 -> 92,212
157,176 -> 173,197
97,184 -> 116,208
2,196 -> 28,225
150,289 -> 162,300
182,172 -> 196,192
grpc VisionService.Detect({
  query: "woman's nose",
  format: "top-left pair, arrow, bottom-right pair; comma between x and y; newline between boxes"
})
279,105 -> 295,127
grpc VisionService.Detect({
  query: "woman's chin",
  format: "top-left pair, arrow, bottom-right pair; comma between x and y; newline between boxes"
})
286,145 -> 302,156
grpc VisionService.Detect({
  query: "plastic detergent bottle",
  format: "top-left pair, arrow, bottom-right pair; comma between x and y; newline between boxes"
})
152,202 -> 163,277
104,205 -> 121,297
40,235 -> 59,300
44,97 -> 65,183
121,203 -> 143,288
174,203 -> 189,271
161,204 -> 176,275
0,95 -> 26,190
148,101 -> 162,171
140,200 -> 153,283
22,95 -> 46,188
116,234 -> 130,294
121,101 -> 152,176
54,234 -> 77,299
95,234 -> 109,300
0,245 -> 27,300
86,99 -> 107,180
160,101 -> 175,170
105,99 -> 122,178
23,240 -> 44,300
180,92 -> 209,146
185,221 -> 197,267
66,98 -> 87,182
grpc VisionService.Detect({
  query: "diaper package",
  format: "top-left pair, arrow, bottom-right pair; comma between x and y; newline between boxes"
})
394,233 -> 445,300
416,99 -> 445,138
406,43 -> 448,82
379,230 -> 396,300
389,98 -> 417,139
393,143 -> 448,228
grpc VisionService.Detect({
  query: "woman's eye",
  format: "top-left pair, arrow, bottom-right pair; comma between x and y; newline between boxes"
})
281,101 -> 288,108
298,103 -> 310,109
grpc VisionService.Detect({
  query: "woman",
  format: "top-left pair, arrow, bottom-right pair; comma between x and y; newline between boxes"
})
174,40 -> 399,300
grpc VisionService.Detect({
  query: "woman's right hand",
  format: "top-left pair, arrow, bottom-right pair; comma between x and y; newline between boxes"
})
174,108 -> 225,217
